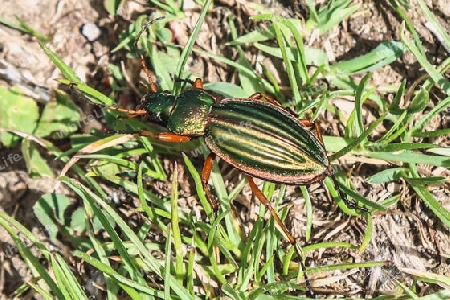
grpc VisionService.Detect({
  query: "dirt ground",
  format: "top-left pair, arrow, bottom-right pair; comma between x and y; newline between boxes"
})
0,0 -> 449,298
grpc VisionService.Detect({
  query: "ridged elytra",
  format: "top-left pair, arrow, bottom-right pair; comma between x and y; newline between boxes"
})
72,17 -> 369,298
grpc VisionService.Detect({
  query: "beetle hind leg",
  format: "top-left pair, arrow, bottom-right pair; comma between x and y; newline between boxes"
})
330,175 -> 369,213
296,121 -> 368,213
247,176 -> 315,298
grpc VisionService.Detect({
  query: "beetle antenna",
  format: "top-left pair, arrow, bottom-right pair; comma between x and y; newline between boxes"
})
69,83 -> 148,118
134,16 -> 165,94
174,76 -> 195,89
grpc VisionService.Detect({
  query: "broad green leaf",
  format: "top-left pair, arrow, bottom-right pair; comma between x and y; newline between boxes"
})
34,194 -> 70,241
330,41 -> 406,75
204,82 -> 247,98
0,87 -> 39,147
21,139 -> 53,177
34,91 -> 81,138
228,27 -> 275,45
368,167 -> 405,184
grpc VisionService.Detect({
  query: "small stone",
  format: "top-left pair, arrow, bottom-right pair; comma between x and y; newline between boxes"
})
81,23 -> 101,42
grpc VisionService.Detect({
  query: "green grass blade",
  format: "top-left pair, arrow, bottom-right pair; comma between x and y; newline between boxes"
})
367,151 -> 450,168
300,186 -> 313,242
388,0 -> 425,57
410,169 -> 450,227
182,153 -> 213,217
308,260 -> 390,275
417,0 -> 450,51
272,17 -> 301,103
58,80 -> 114,105
351,73 -> 372,136
192,48 -> 275,95
0,212 -> 63,298
359,213 -> 373,252
173,0 -> 213,94
52,253 -> 88,300
330,41 -> 406,75
73,251 -> 165,297
400,23 -> 450,94
413,95 -> 450,134
330,112 -> 387,161
59,177 -> 195,299
229,16 -> 263,94
39,44 -> 81,83
0,15 -> 50,42
164,225 -> 173,298
171,165 -> 185,281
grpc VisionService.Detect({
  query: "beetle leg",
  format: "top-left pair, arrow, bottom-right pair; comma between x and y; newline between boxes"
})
112,108 -> 148,118
201,153 -> 220,212
247,176 -> 315,298
192,78 -> 205,89
331,175 -> 370,213
297,120 -> 324,143
296,121 -> 368,213
249,92 -> 284,107
173,77 -> 205,90
137,131 -> 193,143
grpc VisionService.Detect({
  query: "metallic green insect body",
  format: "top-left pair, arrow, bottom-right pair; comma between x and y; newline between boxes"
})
122,77 -> 337,298
97,18 -> 368,299
139,85 -> 334,185
142,90 -> 333,185
205,99 -> 332,184
143,89 -> 215,136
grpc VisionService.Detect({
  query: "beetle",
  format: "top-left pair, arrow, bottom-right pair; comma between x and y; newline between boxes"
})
72,17 -> 368,298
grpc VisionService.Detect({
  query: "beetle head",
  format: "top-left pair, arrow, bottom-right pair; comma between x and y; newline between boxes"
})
139,91 -> 176,125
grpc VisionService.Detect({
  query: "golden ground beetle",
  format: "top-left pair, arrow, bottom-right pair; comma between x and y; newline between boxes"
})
74,17 -> 369,298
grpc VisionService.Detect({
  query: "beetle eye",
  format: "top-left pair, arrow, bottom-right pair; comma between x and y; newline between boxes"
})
148,112 -> 164,124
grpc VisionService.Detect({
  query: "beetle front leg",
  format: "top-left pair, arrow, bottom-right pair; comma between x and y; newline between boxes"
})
138,130 -> 224,213
201,153 -> 220,212
137,131 -> 192,142
247,176 -> 315,298
114,108 -> 148,119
